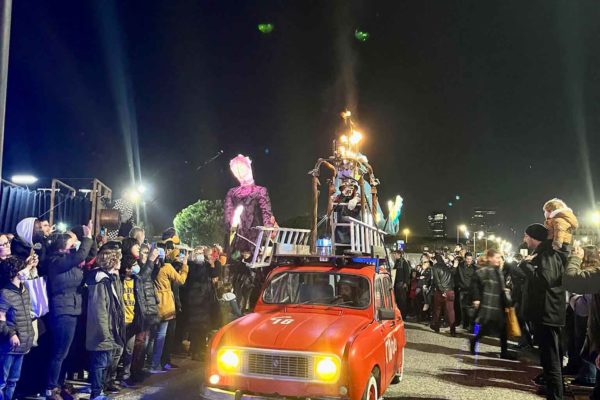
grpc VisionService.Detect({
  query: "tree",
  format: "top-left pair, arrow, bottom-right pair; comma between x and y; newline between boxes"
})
173,199 -> 226,247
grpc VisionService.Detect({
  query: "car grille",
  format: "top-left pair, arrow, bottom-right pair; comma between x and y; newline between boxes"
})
244,352 -> 312,380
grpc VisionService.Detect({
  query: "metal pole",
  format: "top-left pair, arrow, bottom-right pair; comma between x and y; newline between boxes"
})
0,0 -> 12,181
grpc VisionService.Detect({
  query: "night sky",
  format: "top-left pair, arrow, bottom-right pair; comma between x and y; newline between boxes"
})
5,1 -> 600,240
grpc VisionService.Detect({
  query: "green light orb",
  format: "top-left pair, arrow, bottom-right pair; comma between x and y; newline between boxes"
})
258,23 -> 274,34
354,29 -> 369,42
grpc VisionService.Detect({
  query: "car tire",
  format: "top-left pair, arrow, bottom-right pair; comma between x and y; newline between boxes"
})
391,347 -> 405,384
362,374 -> 378,400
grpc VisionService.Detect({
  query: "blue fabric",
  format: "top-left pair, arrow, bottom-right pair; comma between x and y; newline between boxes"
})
46,314 -> 78,390
151,321 -> 169,369
0,354 -> 23,400
89,351 -> 111,398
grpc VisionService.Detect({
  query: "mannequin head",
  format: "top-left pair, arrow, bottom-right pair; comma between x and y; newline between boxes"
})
230,154 -> 254,186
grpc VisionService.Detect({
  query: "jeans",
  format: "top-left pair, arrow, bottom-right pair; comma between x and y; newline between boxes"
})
431,290 -> 456,332
162,319 -> 177,366
46,314 -> 78,390
105,347 -> 122,387
151,321 -> 169,370
0,354 -> 23,400
121,324 -> 137,380
89,351 -> 111,398
536,324 -> 563,400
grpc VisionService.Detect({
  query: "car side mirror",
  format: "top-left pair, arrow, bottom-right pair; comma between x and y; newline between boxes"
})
378,308 -> 395,321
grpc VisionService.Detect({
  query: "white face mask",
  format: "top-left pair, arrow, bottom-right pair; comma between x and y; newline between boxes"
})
195,254 -> 205,263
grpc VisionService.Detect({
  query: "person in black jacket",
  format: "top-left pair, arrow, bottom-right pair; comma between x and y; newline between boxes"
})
456,252 -> 476,330
520,223 -> 567,400
393,250 -> 412,318
85,242 -> 125,400
129,243 -> 160,382
430,254 -> 457,335
186,248 -> 219,361
45,222 -> 93,397
0,257 -> 34,400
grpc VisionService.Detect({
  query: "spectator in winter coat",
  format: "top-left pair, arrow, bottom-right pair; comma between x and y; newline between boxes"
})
150,245 -> 188,373
128,227 -> 145,246
0,257 -> 34,400
470,249 -> 514,359
218,282 -> 242,325
129,243 -> 160,382
393,251 -> 412,317
10,218 -> 49,272
45,221 -> 93,397
430,255 -> 456,335
186,249 -> 220,360
519,223 -> 567,400
564,245 -> 600,398
85,242 -> 125,400
456,252 -> 476,330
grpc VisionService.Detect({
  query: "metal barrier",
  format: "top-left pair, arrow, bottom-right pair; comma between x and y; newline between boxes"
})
347,217 -> 387,258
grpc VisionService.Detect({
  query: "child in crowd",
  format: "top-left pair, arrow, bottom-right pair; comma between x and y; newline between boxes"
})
0,257 -> 34,400
543,198 -> 579,251
218,282 -> 242,325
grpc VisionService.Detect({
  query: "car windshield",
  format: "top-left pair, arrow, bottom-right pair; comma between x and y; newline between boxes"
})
262,271 -> 370,309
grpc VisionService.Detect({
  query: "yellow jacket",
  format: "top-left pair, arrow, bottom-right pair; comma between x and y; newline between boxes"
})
544,208 -> 579,246
155,262 -> 189,321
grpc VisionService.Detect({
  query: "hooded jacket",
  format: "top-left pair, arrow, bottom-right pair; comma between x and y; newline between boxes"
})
519,240 -> 567,326
544,208 -> 578,246
186,261 -> 219,328
85,268 -> 125,351
563,255 -> 600,357
47,237 -> 93,316
155,261 -> 188,321
0,282 -> 34,355
11,218 -> 49,267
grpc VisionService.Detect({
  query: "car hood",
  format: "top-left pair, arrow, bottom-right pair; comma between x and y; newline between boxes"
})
218,309 -> 371,354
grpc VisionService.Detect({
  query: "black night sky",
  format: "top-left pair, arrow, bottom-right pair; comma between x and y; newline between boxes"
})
5,1 -> 600,239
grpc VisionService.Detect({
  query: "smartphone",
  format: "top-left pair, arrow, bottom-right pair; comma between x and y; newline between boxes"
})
158,248 -> 166,260
519,249 -> 528,257
179,249 -> 186,257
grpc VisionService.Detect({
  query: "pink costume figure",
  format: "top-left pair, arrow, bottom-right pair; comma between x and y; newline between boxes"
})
224,155 -> 274,254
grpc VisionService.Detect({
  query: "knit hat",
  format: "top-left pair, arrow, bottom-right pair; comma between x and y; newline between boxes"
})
525,223 -> 548,242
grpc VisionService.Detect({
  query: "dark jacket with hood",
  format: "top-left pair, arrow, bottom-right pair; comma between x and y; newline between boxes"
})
394,257 -> 412,290
186,260 -> 219,328
518,240 -> 567,327
563,255 -> 600,357
85,268 -> 125,351
0,281 -> 34,355
456,260 -> 476,291
47,237 -> 93,316
121,252 -> 158,329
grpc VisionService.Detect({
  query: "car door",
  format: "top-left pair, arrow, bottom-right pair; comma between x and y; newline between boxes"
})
384,274 -> 403,382
375,275 -> 397,386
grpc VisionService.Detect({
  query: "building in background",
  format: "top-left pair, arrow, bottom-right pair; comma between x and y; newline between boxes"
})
470,208 -> 498,235
428,211 -> 447,239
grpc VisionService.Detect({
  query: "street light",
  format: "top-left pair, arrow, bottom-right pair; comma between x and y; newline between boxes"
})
11,175 -> 38,185
457,224 -> 467,244
402,228 -> 410,244
590,211 -> 600,225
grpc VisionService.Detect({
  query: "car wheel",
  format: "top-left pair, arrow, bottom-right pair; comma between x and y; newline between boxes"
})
362,374 -> 378,400
391,347 -> 405,384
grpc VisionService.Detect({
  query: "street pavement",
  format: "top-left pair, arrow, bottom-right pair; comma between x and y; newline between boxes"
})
72,322 -> 591,400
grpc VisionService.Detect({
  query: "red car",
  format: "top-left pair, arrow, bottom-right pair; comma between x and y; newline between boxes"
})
202,262 -> 406,400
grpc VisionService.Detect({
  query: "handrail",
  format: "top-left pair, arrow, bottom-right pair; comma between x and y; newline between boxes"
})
49,179 -> 77,225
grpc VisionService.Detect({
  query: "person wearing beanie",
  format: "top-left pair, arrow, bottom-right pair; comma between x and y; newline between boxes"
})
519,223 -> 567,399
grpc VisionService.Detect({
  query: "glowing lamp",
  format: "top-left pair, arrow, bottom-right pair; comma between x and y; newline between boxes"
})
477,231 -> 484,240
340,135 -> 348,143
314,355 -> 340,382
209,374 -> 220,385
257,23 -> 274,34
488,235 -> 496,241
56,222 -> 67,233
11,175 -> 38,185
349,130 -> 363,145
591,211 -> 600,225
217,349 -> 241,373
458,225 -> 467,232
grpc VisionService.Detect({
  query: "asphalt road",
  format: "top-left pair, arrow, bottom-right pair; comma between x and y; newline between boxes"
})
90,322 -> 590,400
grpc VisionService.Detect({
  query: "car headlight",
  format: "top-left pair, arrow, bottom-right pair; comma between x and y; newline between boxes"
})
217,348 -> 241,373
314,355 -> 341,382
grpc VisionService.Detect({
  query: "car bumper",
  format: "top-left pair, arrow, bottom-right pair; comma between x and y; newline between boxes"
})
201,386 -> 343,400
